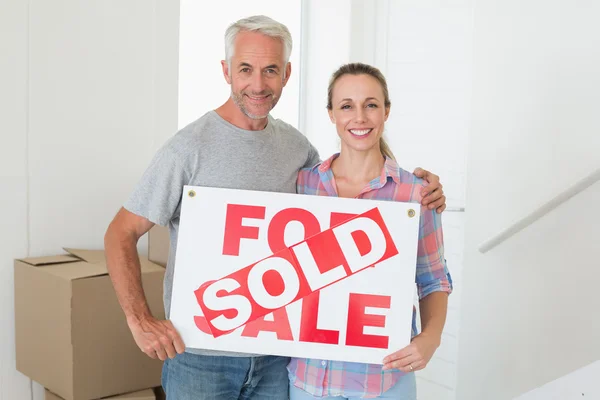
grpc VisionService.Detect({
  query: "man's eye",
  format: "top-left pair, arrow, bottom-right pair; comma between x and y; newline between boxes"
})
266,69 -> 277,74
240,68 -> 251,73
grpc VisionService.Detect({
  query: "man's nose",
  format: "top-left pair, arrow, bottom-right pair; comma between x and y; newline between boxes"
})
250,72 -> 267,93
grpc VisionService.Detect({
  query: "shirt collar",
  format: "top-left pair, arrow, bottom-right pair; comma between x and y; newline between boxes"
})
318,153 -> 402,187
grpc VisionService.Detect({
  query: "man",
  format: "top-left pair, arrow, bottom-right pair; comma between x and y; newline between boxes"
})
104,15 -> 447,400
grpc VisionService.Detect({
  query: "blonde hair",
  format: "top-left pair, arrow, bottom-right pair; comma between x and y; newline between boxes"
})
326,63 -> 396,161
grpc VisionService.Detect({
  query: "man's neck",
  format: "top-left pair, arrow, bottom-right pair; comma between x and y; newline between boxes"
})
215,98 -> 268,131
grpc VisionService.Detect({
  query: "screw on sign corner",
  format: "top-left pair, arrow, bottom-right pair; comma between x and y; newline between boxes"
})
188,190 -> 196,198
407,209 -> 416,218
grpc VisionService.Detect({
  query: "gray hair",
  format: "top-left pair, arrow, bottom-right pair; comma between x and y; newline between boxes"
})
224,15 -> 293,68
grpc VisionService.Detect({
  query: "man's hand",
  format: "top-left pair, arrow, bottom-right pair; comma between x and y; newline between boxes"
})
127,315 -> 186,361
413,168 -> 447,213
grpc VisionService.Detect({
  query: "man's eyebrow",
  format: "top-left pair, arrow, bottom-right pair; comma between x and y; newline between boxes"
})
237,63 -> 281,70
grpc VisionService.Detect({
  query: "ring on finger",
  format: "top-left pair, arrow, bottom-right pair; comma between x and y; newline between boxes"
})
409,363 -> 414,371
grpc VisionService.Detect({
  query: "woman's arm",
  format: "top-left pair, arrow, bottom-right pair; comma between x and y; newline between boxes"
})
382,292 -> 448,372
420,291 -> 449,344
382,202 -> 452,372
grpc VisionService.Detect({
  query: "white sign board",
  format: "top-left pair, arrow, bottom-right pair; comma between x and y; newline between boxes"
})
170,186 -> 420,364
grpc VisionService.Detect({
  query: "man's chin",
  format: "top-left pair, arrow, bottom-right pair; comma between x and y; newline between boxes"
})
242,106 -> 272,120
242,113 -> 268,120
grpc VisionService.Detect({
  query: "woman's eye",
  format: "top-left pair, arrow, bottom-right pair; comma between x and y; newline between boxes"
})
367,103 -> 378,108
341,105 -> 351,110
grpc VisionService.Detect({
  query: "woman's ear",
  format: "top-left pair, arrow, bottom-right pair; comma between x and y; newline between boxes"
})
385,106 -> 391,121
328,109 -> 335,123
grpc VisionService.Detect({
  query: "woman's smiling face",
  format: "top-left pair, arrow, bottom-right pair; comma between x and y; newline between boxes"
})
328,73 -> 390,154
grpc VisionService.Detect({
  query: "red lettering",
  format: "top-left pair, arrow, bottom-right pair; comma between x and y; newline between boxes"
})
200,207 -> 397,338
194,280 -> 219,335
351,230 -> 372,256
241,308 -> 293,340
222,204 -> 265,256
293,227 -> 351,285
268,208 -> 321,253
333,208 -> 398,273
345,293 -> 390,349
193,315 -> 212,335
197,248 -> 312,337
329,212 -> 357,227
196,291 -> 393,351
299,291 -> 339,344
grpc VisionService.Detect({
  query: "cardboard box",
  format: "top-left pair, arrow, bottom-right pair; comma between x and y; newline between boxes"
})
15,248 -> 165,400
154,387 -> 166,400
148,225 -> 170,267
45,388 -> 156,400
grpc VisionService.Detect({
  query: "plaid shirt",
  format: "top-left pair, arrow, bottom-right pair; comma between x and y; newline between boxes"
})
287,153 -> 453,398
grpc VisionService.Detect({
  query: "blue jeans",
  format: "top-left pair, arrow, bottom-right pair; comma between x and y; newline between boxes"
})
289,372 -> 416,400
162,352 -> 290,400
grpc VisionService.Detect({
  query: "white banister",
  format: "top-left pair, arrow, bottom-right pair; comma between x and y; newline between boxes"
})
479,167 -> 600,253
513,360 -> 600,399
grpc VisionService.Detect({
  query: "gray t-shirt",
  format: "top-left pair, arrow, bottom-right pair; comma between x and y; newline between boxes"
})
124,110 -> 320,357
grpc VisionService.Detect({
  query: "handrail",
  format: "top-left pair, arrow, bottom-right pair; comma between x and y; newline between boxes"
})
479,167 -> 600,253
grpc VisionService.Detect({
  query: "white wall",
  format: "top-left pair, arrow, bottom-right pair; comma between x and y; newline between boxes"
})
0,0 -> 179,398
1,1 -> 31,399
457,1 -> 600,399
382,1 -> 473,208
298,0 -> 352,154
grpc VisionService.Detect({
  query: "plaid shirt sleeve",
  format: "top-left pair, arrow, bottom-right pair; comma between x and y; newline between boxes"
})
415,205 -> 453,299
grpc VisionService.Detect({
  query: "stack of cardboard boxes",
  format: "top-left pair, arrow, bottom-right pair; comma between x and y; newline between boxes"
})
14,247 -> 167,400
44,388 -> 161,400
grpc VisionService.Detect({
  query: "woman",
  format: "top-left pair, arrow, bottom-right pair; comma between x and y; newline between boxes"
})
287,63 -> 453,400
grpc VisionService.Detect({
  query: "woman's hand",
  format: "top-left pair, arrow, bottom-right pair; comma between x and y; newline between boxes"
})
382,331 -> 441,373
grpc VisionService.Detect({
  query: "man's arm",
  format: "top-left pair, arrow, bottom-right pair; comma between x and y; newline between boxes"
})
105,207 -> 185,360
105,207 -> 155,322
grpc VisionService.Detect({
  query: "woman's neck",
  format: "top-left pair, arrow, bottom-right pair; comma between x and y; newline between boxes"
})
331,148 -> 385,184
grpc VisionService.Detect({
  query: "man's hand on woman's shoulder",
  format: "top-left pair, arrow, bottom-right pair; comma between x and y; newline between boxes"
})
413,168 -> 447,214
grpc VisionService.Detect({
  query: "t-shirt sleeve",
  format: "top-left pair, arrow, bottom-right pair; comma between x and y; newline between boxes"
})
123,144 -> 189,227
303,141 -> 321,168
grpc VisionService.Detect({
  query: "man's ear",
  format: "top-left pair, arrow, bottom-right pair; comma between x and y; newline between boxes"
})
282,62 -> 292,86
328,109 -> 335,123
221,60 -> 232,84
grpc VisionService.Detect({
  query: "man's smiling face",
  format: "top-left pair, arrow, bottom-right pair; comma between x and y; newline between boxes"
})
224,31 -> 291,120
